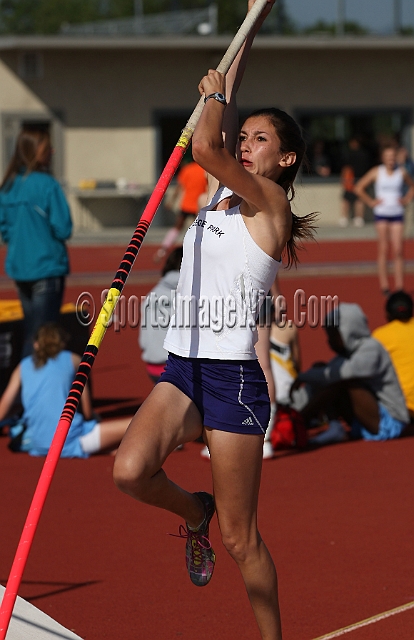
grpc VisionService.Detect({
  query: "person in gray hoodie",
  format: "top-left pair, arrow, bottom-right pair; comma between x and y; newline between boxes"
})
290,302 -> 409,441
139,247 -> 183,383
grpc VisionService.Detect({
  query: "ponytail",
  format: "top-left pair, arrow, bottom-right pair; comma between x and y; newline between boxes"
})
285,211 -> 318,268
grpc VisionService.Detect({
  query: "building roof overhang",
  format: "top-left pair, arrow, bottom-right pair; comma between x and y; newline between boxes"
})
1,34 -> 414,52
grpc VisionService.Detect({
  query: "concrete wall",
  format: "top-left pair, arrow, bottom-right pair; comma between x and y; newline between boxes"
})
0,59 -> 49,177
0,58 -> 45,112
243,48 -> 414,113
65,128 -> 155,185
293,181 -> 342,225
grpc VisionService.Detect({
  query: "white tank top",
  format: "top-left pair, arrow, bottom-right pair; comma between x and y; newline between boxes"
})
164,186 -> 281,360
374,165 -> 404,217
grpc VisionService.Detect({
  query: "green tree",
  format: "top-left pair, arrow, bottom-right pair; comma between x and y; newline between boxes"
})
217,0 -> 296,35
0,0 -> 209,33
0,0 -> 101,34
343,21 -> 369,35
136,1 -> 208,15
269,0 -> 297,35
0,0 -> 295,35
216,0 -> 246,35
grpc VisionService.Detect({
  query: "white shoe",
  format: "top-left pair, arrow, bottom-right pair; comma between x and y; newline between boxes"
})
338,217 -> 349,227
200,446 -> 210,459
353,217 -> 365,227
263,441 -> 274,460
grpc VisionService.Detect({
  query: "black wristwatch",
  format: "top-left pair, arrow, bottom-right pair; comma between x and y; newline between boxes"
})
204,92 -> 227,106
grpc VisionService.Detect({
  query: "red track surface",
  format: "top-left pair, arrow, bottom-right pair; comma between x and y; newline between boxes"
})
1,238 -> 414,639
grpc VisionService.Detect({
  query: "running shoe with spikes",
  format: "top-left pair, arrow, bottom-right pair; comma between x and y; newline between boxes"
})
185,491 -> 216,586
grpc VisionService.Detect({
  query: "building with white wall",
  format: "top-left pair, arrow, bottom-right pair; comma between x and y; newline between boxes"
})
1,34 -> 413,228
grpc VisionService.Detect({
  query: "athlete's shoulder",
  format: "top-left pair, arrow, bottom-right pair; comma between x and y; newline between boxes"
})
253,175 -> 288,206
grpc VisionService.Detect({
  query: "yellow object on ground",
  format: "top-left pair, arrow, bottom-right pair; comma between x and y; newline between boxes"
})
78,179 -> 97,190
0,301 -> 77,324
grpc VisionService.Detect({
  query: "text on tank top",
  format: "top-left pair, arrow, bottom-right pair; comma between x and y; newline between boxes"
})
164,186 -> 281,360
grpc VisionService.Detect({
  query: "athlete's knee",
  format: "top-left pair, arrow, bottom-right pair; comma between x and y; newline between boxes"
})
113,451 -> 152,498
221,528 -> 259,564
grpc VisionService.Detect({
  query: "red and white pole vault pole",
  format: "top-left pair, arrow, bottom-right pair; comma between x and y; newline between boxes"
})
0,1 -> 269,636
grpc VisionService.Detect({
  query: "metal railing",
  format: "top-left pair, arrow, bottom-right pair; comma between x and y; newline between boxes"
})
60,5 -> 218,36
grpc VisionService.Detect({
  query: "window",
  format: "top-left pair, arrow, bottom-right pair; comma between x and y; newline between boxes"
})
296,109 -> 412,179
155,109 -> 252,175
157,112 -> 190,172
18,51 -> 44,80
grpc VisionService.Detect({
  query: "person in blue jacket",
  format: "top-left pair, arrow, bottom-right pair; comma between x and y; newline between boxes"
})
0,127 -> 72,357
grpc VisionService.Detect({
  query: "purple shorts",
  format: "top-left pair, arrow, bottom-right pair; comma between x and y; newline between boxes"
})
158,353 -> 270,435
374,214 -> 404,223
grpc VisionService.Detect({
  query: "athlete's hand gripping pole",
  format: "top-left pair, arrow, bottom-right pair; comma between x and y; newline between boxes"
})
0,1 -> 270,636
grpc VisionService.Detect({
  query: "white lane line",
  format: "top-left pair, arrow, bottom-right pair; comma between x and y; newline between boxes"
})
313,600 -> 414,639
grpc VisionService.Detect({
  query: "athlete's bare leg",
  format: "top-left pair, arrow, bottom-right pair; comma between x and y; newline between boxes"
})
205,428 -> 282,640
339,198 -> 350,226
375,220 -> 390,292
97,418 -> 130,452
113,382 -> 205,528
354,198 -> 365,224
389,221 -> 404,291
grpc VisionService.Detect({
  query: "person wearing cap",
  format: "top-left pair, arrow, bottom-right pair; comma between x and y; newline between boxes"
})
373,291 -> 414,422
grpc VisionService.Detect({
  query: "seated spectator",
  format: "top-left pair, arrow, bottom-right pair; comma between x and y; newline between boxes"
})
264,311 -> 303,453
254,276 -> 280,459
139,246 -> 183,384
372,291 -> 414,422
290,303 -> 409,443
140,247 -> 184,453
270,312 -> 301,405
0,323 -> 129,457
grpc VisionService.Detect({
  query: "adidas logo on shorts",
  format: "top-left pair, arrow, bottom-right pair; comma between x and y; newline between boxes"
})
242,416 -> 254,426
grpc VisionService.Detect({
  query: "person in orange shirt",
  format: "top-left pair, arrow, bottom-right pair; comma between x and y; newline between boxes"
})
339,137 -> 371,228
154,157 -> 207,262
